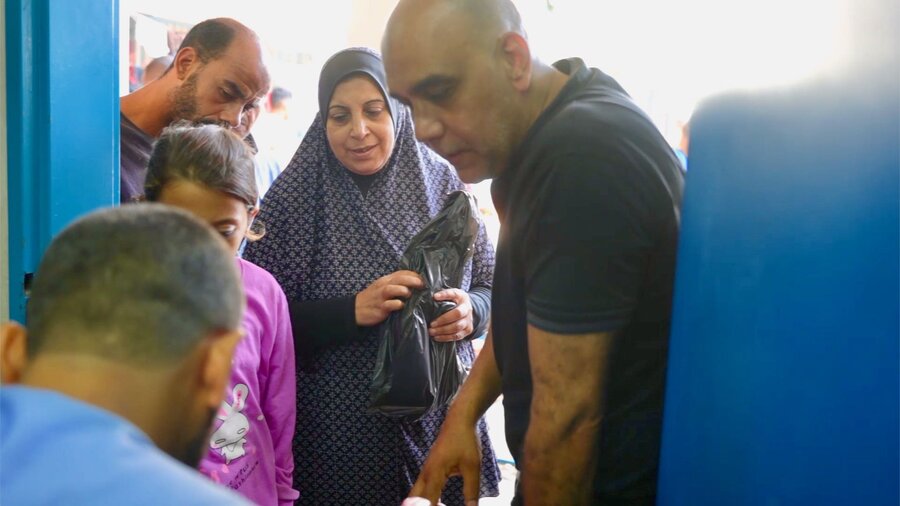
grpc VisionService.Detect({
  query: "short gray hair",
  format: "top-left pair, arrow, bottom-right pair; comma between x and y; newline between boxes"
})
26,204 -> 244,366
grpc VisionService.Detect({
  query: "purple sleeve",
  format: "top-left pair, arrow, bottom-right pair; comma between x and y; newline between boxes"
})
262,283 -> 300,505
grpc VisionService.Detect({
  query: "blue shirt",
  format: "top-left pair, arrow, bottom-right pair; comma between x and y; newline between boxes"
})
0,386 -> 251,505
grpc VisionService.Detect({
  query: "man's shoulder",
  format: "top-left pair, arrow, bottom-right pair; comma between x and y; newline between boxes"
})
125,454 -> 251,505
120,113 -> 154,148
80,443 -> 252,503
523,71 -> 679,189
541,91 -> 653,154
99,433 -> 251,504
0,387 -> 250,505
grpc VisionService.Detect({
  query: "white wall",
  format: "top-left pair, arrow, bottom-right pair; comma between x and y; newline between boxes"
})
347,0 -> 398,49
1,4 -> 9,323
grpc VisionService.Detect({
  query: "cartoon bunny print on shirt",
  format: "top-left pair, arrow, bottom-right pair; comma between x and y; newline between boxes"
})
210,384 -> 250,464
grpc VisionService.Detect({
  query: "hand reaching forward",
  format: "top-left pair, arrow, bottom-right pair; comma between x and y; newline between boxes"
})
408,416 -> 482,506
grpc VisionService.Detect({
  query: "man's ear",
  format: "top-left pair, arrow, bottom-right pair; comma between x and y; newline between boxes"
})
173,46 -> 200,81
196,328 -> 244,409
498,32 -> 533,93
1,322 -> 28,384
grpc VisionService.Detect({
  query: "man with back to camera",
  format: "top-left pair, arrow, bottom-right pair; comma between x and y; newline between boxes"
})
0,205 -> 251,505
119,18 -> 271,202
383,1 -> 684,504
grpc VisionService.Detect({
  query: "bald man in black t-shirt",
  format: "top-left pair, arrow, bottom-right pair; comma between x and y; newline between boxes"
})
384,1 -> 684,505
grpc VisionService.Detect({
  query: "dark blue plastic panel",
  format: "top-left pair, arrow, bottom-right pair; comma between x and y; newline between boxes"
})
657,68 -> 899,505
6,0 -> 119,322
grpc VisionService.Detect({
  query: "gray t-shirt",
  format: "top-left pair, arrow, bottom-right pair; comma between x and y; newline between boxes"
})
120,113 -> 154,203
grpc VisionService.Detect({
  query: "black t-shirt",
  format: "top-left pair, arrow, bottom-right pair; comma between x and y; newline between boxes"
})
491,58 -> 684,503
120,113 -> 154,203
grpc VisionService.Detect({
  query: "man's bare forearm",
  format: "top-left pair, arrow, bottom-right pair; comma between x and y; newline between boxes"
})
522,325 -> 613,505
523,413 -> 601,505
445,331 -> 503,426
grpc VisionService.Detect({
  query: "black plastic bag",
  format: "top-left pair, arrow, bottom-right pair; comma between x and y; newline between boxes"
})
368,190 -> 481,418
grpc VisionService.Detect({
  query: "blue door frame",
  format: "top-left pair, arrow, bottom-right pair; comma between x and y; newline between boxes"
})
6,0 -> 119,322
657,72 -> 899,504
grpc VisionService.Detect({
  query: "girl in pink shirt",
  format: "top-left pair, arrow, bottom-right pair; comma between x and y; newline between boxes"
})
144,121 -> 299,506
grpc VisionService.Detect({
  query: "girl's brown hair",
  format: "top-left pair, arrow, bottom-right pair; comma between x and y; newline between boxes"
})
144,121 -> 264,240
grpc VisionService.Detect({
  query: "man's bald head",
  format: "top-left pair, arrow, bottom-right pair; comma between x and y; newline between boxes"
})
385,0 -> 524,55
177,18 -> 262,64
382,0 -> 547,184
165,17 -> 270,133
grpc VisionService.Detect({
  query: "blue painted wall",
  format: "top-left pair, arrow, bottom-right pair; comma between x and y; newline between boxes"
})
657,66 -> 899,505
6,0 -> 119,322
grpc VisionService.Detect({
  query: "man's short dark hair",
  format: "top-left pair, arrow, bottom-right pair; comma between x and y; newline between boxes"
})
177,18 -> 237,63
26,204 -> 244,365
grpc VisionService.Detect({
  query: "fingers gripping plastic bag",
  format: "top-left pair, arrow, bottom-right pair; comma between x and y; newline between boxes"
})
368,190 -> 481,418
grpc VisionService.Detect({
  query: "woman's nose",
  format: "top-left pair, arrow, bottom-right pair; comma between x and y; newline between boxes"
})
350,116 -> 369,139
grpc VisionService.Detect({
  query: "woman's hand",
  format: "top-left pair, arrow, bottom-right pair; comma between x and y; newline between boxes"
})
355,270 -> 424,327
429,289 -> 474,342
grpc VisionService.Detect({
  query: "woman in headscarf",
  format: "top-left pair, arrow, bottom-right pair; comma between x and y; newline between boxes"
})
243,48 -> 500,505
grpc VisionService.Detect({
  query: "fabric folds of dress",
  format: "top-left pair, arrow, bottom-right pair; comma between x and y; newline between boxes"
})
244,96 -> 500,504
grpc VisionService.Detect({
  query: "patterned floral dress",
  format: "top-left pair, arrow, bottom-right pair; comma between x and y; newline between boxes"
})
244,102 -> 501,505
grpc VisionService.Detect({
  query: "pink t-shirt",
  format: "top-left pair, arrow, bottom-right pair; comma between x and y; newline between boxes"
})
199,258 -> 298,505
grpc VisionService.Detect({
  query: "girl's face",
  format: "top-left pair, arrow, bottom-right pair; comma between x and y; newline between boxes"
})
158,180 -> 257,254
325,75 -> 396,176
